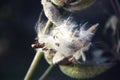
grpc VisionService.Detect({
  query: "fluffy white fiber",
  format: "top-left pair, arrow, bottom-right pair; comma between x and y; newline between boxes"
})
37,18 -> 96,64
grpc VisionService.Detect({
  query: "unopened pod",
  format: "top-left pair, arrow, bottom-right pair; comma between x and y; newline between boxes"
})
51,0 -> 96,12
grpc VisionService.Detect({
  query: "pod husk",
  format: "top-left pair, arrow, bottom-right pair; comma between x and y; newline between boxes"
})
59,64 -> 112,79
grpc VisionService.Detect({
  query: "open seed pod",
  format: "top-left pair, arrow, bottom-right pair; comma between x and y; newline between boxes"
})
42,23 -> 114,79
35,14 -> 115,78
50,0 -> 96,12
59,64 -> 111,79
58,48 -> 116,79
59,49 -> 116,79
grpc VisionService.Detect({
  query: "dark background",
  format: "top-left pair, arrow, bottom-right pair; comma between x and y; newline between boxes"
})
0,0 -> 120,80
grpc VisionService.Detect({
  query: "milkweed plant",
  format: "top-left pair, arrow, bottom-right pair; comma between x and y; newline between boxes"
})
24,0 -> 120,80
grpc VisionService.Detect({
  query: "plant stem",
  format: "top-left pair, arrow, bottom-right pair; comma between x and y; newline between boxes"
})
42,20 -> 52,34
39,64 -> 55,80
24,20 -> 53,80
24,50 -> 43,80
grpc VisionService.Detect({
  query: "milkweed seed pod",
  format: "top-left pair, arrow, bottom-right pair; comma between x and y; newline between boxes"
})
34,17 -> 115,78
50,0 -> 96,12
59,64 -> 111,79
41,0 -> 64,26
35,16 -> 97,64
41,0 -> 96,26
59,48 -> 114,79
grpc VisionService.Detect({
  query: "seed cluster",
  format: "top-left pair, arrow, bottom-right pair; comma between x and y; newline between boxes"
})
33,17 -> 98,65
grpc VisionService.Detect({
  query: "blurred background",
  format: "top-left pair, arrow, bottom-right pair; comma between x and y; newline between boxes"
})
0,0 -> 120,80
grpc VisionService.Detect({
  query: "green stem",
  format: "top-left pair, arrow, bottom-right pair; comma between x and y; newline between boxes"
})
24,20 -> 53,80
39,64 -> 55,80
42,20 -> 52,34
24,50 -> 43,80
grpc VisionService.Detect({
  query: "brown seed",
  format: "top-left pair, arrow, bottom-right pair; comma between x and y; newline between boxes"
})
50,49 -> 57,54
31,40 -> 45,48
42,47 -> 49,51
55,43 -> 60,47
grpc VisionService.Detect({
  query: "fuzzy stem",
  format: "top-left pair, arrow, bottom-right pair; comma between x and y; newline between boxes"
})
39,64 -> 55,80
24,50 -> 43,80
